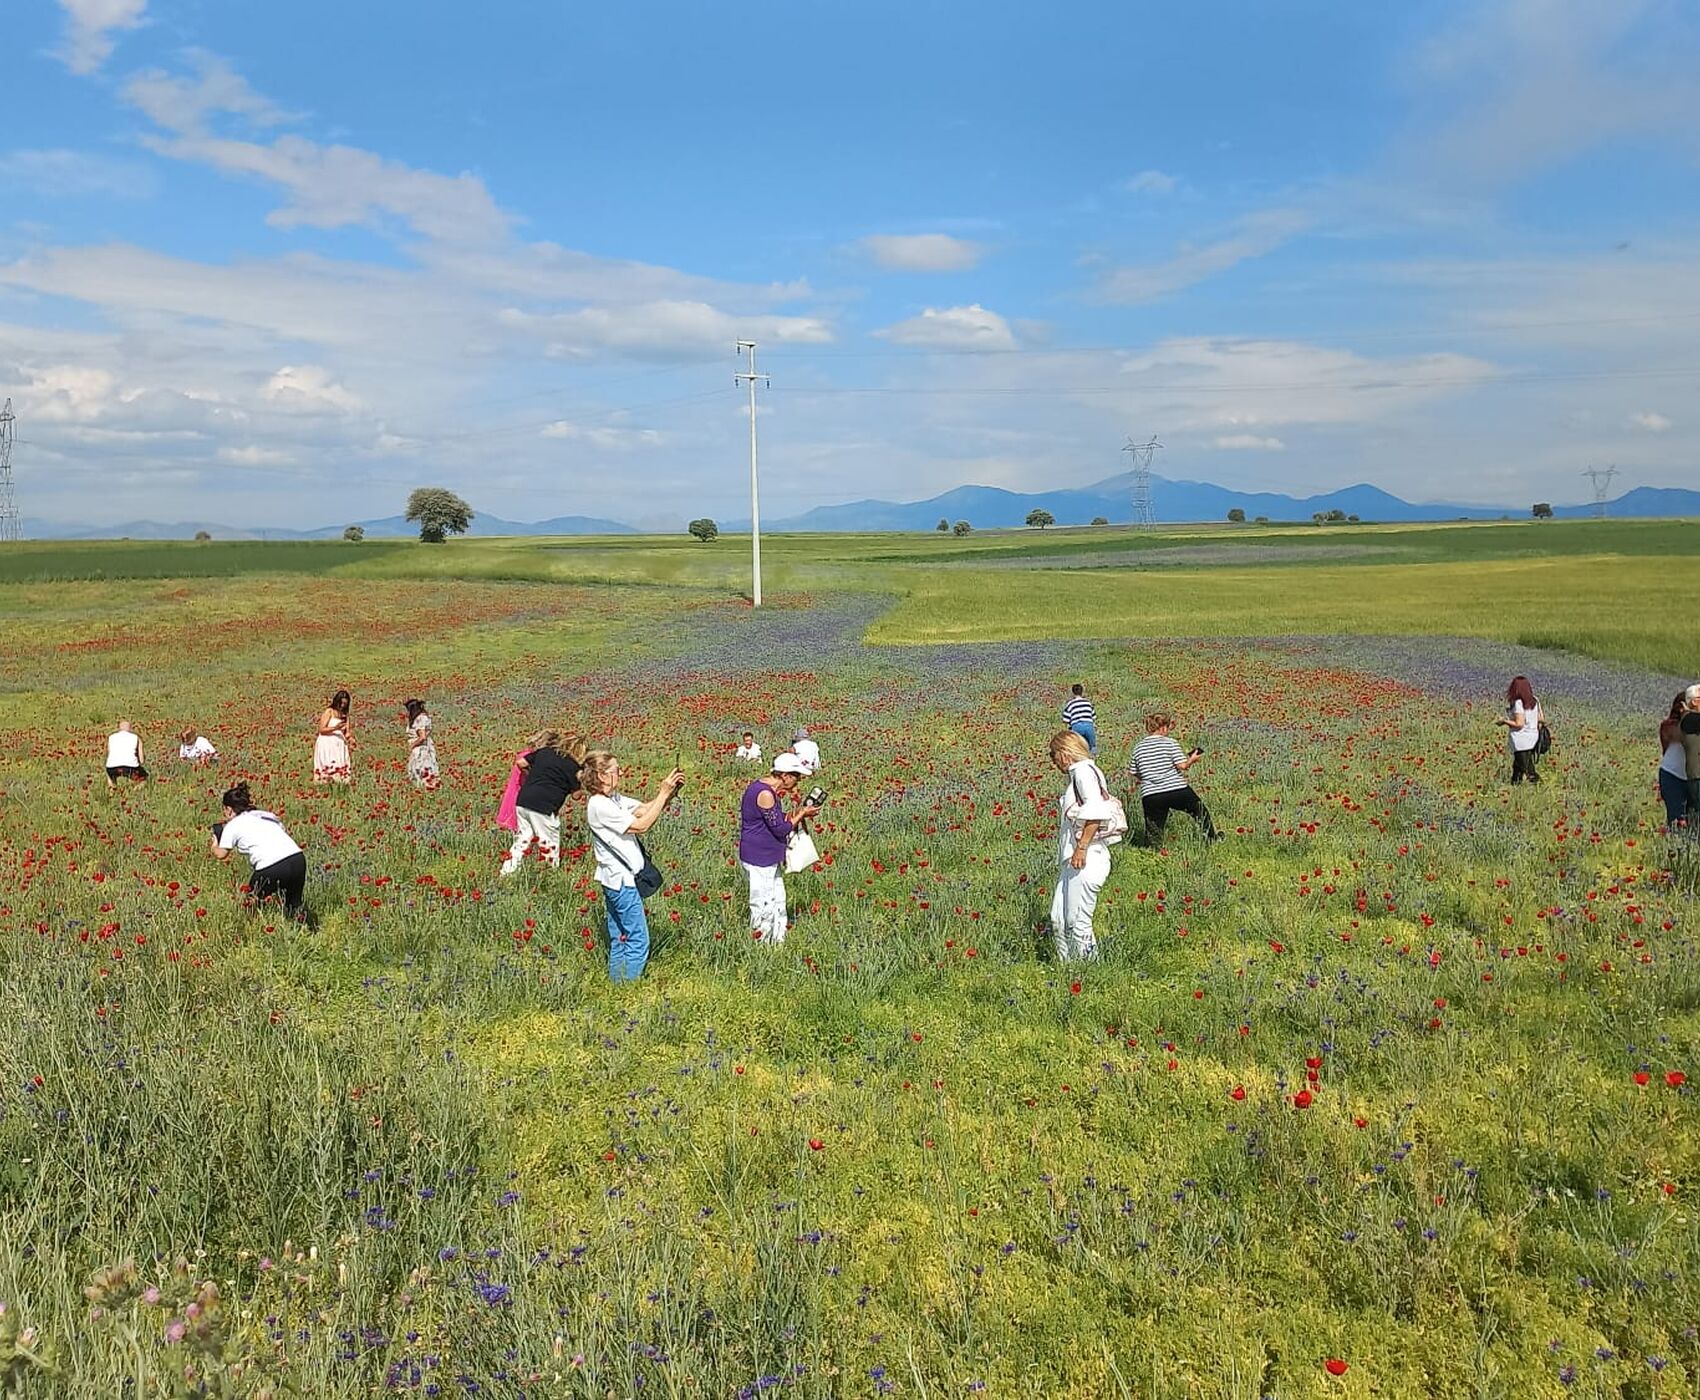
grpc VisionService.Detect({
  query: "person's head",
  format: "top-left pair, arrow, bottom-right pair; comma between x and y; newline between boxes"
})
1144,710 -> 1174,735
742,731 -> 754,744
403,698 -> 427,724
524,728 -> 559,752
329,689 -> 351,716
1506,676 -> 1536,709
793,727 -> 810,742
580,751 -> 620,796
221,781 -> 255,817
559,733 -> 588,763
1049,729 -> 1091,772
771,753 -> 806,791
180,726 -> 197,745
116,719 -> 133,734
1071,683 -> 1085,697
1685,683 -> 1700,710
1669,692 -> 1690,723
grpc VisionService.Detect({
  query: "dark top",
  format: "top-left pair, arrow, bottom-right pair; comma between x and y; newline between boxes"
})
516,747 -> 581,814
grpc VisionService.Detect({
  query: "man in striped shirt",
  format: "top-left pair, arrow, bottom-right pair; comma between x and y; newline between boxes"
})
1129,710 -> 1218,843
1062,684 -> 1097,754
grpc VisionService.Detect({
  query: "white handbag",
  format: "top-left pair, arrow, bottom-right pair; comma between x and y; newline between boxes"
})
785,828 -> 820,874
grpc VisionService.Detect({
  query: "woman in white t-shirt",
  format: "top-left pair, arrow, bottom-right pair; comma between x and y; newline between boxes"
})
209,782 -> 307,920
1049,729 -> 1121,962
179,727 -> 218,766
579,752 -> 684,983
104,720 -> 148,788
1495,676 -> 1543,785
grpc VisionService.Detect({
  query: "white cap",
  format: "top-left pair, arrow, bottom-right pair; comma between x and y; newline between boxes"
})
772,753 -> 806,774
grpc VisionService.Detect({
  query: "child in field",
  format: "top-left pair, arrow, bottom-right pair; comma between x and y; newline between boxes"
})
179,727 -> 218,766
1062,683 -> 1098,754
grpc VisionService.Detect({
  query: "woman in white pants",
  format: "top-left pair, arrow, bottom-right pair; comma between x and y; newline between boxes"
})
738,754 -> 821,944
1049,729 -> 1120,962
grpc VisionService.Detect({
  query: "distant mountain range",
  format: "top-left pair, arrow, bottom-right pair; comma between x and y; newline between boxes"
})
23,474 -> 1699,539
22,511 -> 638,541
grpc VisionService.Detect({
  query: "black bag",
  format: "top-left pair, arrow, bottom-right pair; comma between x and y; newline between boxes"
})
594,829 -> 664,900
1536,721 -> 1553,756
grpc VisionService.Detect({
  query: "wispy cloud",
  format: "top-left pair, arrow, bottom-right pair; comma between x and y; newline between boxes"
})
1096,208 -> 1312,304
55,0 -> 146,75
874,304 -> 1016,351
859,234 -> 985,272
1121,170 -> 1178,196
0,148 -> 154,199
1630,411 -> 1671,433
1214,433 -> 1285,451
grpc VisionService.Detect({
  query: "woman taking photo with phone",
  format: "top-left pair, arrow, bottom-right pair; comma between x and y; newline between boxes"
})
580,752 -> 684,982
1128,711 -> 1218,843
209,782 -> 308,921
313,689 -> 353,785
739,753 -> 822,946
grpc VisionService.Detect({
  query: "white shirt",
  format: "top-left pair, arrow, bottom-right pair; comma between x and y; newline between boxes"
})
180,735 -> 217,761
735,742 -> 762,762
1662,739 -> 1687,779
1058,758 -> 1117,862
793,738 -> 821,774
1508,700 -> 1541,753
587,793 -> 643,889
105,731 -> 141,767
218,810 -> 302,871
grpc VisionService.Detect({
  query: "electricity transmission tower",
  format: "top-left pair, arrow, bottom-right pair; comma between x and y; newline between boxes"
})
1123,435 -> 1163,529
0,399 -> 20,543
1581,464 -> 1619,518
734,341 -> 769,607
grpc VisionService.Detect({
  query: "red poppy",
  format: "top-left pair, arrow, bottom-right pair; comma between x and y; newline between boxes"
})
1230,1086 -> 1246,1101
1069,981 -> 1082,995
808,1138 -> 825,1151
1292,1089 -> 1312,1109
1324,1358 -> 1348,1376
1667,1071 -> 1687,1088
1633,1071 -> 1651,1086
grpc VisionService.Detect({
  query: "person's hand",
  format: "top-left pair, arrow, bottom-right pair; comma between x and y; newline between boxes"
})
796,804 -> 822,823
1070,848 -> 1088,870
664,768 -> 685,792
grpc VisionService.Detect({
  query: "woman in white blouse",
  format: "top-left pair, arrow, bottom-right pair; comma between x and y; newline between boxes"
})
1049,729 -> 1121,962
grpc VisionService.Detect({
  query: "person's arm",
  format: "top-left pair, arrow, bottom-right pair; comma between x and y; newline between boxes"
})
625,769 -> 685,835
135,738 -> 145,765
1070,820 -> 1101,868
210,822 -> 235,861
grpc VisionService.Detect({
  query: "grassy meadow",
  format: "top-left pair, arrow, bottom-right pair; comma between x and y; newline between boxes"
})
0,520 -> 1697,1397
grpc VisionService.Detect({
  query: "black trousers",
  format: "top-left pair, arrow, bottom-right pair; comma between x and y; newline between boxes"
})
249,852 -> 307,918
1142,786 -> 1218,841
1511,749 -> 1540,784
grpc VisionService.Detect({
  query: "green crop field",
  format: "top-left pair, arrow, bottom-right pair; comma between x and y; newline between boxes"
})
1,524 -> 1697,1397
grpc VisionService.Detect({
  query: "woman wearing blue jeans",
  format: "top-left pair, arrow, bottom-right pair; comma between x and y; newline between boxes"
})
581,751 -> 684,982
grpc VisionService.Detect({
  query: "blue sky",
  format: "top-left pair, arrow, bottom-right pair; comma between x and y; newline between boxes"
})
2,0 -> 1697,528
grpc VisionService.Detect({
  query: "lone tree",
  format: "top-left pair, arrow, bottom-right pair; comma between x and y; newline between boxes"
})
952,520 -> 972,537
342,525 -> 365,542
936,517 -> 950,533
1532,502 -> 1553,519
1090,516 -> 1109,526
688,518 -> 719,542
405,487 -> 474,544
193,530 -> 211,541
1025,508 -> 1055,529
1226,508 -> 1246,524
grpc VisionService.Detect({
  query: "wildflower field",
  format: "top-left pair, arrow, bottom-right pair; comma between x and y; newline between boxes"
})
1,525 -> 1698,1398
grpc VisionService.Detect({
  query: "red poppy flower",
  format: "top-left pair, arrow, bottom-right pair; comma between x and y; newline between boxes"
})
1292,1089 -> 1312,1109
1230,1086 -> 1246,1101
1069,981 -> 1082,995
808,1138 -> 824,1151
1324,1358 -> 1348,1376
1633,1071 -> 1651,1086
1667,1071 -> 1687,1088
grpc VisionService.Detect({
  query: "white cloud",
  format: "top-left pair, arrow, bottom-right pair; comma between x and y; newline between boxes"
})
1121,170 -> 1178,196
0,148 -> 155,199
873,304 -> 1017,351
541,421 -> 663,450
55,0 -> 146,75
1630,411 -> 1671,432
1214,434 -> 1285,451
123,51 -> 293,133
501,301 -> 832,358
1097,208 -> 1312,303
218,444 -> 294,467
859,234 -> 985,273
262,365 -> 363,415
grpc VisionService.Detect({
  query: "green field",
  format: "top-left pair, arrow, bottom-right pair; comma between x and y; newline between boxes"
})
0,524 -> 1697,1397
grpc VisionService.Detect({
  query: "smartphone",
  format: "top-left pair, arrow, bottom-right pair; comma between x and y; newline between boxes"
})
1189,746 -> 1204,757
210,821 -> 225,839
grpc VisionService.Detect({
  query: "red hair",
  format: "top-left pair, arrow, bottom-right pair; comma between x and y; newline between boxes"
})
1506,676 -> 1536,709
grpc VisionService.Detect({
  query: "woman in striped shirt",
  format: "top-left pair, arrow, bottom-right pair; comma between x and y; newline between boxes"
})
1129,711 -> 1218,843
1062,683 -> 1097,754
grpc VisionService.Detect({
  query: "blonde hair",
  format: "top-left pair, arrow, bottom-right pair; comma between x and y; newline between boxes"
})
559,733 -> 588,763
1049,730 -> 1091,766
579,750 -> 618,796
1144,711 -> 1174,734
524,729 -> 559,750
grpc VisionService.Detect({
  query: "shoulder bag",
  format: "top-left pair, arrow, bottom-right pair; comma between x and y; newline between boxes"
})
590,823 -> 664,900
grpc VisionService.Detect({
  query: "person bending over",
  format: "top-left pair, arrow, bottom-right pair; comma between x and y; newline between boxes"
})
739,753 -> 821,946
179,727 -> 218,766
1128,711 -> 1218,843
501,732 -> 585,873
105,720 -> 148,788
209,782 -> 308,921
791,728 -> 821,776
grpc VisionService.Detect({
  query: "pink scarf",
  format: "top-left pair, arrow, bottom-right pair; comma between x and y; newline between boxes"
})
497,750 -> 532,832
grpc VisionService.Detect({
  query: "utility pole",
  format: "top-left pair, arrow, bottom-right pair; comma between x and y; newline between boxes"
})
735,340 -> 769,606
1580,464 -> 1619,519
0,399 -> 20,543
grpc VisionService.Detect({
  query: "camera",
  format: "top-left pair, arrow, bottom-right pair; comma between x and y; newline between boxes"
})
211,821 -> 226,839
805,786 -> 827,807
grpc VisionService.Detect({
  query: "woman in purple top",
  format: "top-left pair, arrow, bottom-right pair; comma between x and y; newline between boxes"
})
739,753 -> 821,945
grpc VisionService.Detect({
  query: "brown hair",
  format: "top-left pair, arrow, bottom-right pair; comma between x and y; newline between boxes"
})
559,733 -> 588,763
524,728 -> 559,751
1049,730 -> 1091,766
180,727 -> 197,746
579,751 -> 618,796
1144,711 -> 1174,733
1506,676 -> 1536,709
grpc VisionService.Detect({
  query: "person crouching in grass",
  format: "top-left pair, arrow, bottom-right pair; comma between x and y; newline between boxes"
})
1128,711 -> 1218,843
209,782 -> 308,922
580,752 -> 684,982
